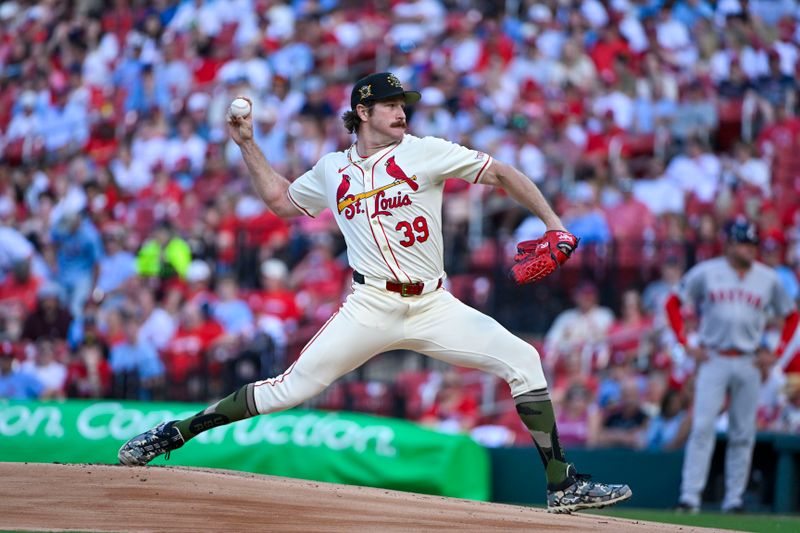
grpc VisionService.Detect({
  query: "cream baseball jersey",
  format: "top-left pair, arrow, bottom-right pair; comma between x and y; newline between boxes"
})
287,134 -> 493,282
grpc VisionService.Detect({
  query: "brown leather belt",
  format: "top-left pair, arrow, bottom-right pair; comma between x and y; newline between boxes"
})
353,271 -> 443,297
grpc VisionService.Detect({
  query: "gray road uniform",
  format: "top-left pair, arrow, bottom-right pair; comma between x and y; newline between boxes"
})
676,257 -> 795,510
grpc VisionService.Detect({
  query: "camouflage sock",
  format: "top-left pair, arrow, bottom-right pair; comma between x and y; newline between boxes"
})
175,383 -> 258,442
515,388 -> 570,488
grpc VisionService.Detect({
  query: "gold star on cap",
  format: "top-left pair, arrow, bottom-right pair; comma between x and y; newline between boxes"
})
387,74 -> 402,88
359,84 -> 373,100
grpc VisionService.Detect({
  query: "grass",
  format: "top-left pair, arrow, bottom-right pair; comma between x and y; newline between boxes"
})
586,508 -> 800,532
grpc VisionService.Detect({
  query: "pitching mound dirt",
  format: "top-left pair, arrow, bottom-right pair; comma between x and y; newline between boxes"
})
1,462 -> 717,532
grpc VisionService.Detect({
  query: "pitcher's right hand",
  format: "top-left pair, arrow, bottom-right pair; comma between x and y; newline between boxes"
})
228,96 -> 254,145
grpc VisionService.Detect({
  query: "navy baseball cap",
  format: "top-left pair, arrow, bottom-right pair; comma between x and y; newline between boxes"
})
726,219 -> 759,245
350,72 -> 421,110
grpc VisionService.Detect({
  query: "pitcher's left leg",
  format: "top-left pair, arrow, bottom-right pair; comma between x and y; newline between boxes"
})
722,358 -> 760,511
401,291 -> 631,512
400,290 -> 546,393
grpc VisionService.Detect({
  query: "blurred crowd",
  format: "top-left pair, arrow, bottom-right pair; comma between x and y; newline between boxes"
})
2,0 -> 800,445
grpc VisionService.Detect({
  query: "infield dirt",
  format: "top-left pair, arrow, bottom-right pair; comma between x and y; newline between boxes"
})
0,462 -> 729,532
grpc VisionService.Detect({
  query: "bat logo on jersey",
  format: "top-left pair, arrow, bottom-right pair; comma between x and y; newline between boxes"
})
336,157 -> 418,219
385,157 -> 419,191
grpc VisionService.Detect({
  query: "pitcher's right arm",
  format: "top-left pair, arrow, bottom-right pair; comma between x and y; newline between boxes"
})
229,108 -> 301,219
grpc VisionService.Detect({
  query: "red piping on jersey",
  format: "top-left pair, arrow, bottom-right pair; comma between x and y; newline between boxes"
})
254,360 -> 297,389
355,142 -> 398,160
665,293 -> 687,346
777,310 -> 799,359
254,310 -> 340,389
351,160 -> 403,281
298,309 -> 339,357
287,189 -> 315,218
371,144 -> 413,283
378,223 -> 411,283
785,356 -> 800,374
473,155 -> 492,184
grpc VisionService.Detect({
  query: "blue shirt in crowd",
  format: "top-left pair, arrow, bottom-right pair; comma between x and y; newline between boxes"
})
776,265 -> 800,302
646,411 -> 688,451
51,219 -> 104,281
109,341 -> 164,380
97,251 -> 138,294
213,300 -> 254,336
0,370 -> 43,399
566,211 -> 611,245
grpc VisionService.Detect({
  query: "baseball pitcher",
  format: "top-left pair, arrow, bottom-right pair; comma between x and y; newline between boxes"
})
666,219 -> 799,512
119,73 -> 632,513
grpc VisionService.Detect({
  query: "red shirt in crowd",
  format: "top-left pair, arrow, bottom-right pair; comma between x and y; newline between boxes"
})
138,179 -> 182,204
585,125 -> 625,157
296,258 -> 346,303
162,319 -> 224,381
422,392 -> 480,427
85,125 -> 119,167
556,406 -> 594,448
239,212 -> 290,248
475,32 -> 515,71
757,116 -> 800,156
246,289 -> 302,323
605,197 -> 656,266
0,275 -> 41,315
216,214 -> 238,265
605,198 -> 656,239
590,37 -> 632,83
193,57 -> 224,86
65,357 -> 112,398
607,316 -> 654,359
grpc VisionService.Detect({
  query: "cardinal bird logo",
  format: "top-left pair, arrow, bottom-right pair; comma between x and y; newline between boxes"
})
336,174 -> 351,205
385,157 -> 419,191
336,159 -> 418,217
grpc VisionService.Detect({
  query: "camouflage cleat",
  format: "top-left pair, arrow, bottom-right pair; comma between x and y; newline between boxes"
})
547,466 -> 632,514
118,421 -> 185,466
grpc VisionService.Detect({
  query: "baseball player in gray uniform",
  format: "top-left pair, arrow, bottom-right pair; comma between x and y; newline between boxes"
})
666,219 -> 798,512
118,73 -> 632,513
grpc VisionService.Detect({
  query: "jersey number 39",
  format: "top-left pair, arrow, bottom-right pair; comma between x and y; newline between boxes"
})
396,216 -> 430,247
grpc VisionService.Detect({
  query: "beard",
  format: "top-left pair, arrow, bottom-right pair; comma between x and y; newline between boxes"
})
728,251 -> 754,269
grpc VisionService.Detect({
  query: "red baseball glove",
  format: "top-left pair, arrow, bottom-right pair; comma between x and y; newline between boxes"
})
510,230 -> 579,284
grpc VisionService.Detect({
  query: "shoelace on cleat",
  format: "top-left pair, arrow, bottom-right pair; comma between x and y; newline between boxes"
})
571,472 -> 598,490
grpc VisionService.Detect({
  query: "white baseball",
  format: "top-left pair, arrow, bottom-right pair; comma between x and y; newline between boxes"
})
229,98 -> 251,118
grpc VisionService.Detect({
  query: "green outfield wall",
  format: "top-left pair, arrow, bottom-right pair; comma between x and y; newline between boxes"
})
0,400 -> 490,501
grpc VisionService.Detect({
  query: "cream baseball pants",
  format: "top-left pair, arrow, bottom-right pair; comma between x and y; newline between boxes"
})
253,282 -> 547,412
